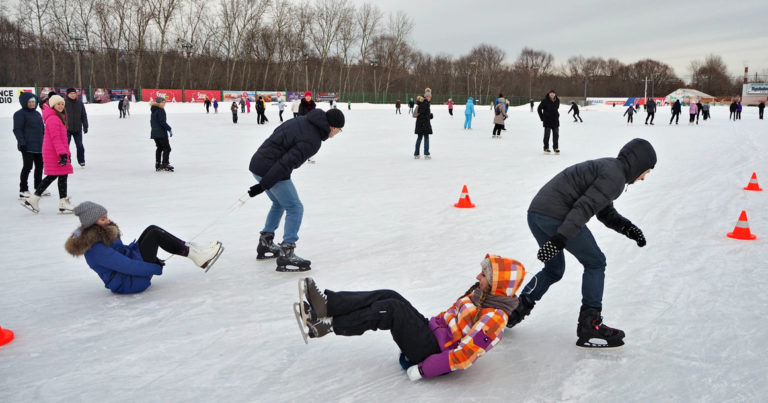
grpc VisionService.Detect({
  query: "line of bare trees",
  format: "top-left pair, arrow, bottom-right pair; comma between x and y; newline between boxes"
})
0,0 -> 749,102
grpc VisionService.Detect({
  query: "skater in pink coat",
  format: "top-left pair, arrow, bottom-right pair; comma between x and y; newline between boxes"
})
22,95 -> 74,214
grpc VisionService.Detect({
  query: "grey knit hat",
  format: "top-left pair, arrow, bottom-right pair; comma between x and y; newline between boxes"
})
73,201 -> 107,228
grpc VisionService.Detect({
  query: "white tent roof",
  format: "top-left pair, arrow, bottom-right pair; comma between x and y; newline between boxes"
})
665,88 -> 715,100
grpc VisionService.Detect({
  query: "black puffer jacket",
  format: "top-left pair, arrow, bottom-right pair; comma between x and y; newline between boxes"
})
13,92 -> 44,153
646,101 -> 656,113
528,138 -> 657,239
298,99 -> 316,116
249,109 -> 330,190
537,95 -> 560,128
64,95 -> 89,132
672,100 -> 682,113
414,99 -> 433,135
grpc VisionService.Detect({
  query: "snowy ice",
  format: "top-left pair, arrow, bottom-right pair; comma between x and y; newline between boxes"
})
1,100 -> 766,402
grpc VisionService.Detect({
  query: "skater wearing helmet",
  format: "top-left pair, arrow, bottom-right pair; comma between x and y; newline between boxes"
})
64,202 -> 223,294
507,138 -> 657,348
247,108 -> 345,271
293,254 -> 525,381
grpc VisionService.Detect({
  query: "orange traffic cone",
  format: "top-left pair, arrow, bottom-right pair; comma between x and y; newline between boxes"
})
453,185 -> 476,208
727,210 -> 757,240
744,172 -> 763,191
0,324 -> 14,346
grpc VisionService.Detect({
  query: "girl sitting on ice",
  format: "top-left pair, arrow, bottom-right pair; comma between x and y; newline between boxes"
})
64,201 -> 224,294
294,254 -> 525,381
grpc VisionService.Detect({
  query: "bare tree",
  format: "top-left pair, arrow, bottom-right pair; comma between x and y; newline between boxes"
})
148,0 -> 179,88
309,0 -> 347,90
126,0 -> 153,88
334,3 -> 359,95
217,0 -> 269,89
354,3 -> 382,92
515,47 -> 554,98
172,0 -> 207,89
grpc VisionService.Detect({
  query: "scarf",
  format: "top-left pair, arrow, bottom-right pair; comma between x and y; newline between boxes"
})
470,289 -> 519,316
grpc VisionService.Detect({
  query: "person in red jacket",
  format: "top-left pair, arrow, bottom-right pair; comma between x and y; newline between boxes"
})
294,254 -> 525,381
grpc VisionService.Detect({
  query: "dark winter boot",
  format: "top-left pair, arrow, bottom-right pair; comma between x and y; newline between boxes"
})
276,242 -> 311,272
155,163 -> 162,171
506,294 -> 535,328
256,231 -> 281,259
303,277 -> 328,318
576,306 -> 625,348
162,163 -> 174,172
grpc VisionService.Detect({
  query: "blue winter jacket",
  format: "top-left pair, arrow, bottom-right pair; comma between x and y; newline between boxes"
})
65,224 -> 163,294
465,98 -> 476,116
150,101 -> 172,139
13,92 -> 45,153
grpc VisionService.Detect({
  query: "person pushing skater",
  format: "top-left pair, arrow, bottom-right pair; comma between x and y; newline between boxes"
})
247,108 -> 345,272
506,138 -> 656,348
293,254 -> 525,381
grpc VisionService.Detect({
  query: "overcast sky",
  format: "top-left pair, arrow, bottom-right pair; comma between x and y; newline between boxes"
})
376,0 -> 768,79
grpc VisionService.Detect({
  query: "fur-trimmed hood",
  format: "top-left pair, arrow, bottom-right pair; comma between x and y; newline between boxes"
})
64,222 -> 121,257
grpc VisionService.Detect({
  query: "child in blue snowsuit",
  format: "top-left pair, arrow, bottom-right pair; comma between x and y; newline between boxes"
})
464,97 -> 476,129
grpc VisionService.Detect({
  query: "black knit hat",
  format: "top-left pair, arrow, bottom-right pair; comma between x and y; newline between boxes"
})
66,88 -> 77,94
48,91 -> 58,98
326,109 -> 345,128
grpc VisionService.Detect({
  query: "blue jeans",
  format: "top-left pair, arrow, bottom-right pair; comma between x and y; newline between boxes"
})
253,174 -> 303,244
67,130 -> 85,164
414,134 -> 430,156
464,114 -> 473,129
523,212 -> 607,308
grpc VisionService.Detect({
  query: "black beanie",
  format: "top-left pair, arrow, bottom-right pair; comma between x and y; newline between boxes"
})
326,109 -> 345,128
66,88 -> 77,94
48,91 -> 58,98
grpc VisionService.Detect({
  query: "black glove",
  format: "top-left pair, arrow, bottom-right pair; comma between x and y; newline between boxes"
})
248,183 -> 264,197
154,258 -> 166,268
18,144 -> 27,152
429,113 -> 433,119
83,128 -> 88,134
622,224 -> 646,247
58,154 -> 68,167
537,234 -> 567,263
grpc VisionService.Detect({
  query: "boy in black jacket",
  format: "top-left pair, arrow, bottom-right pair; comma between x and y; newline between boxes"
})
247,108 -> 345,272
507,138 -> 657,348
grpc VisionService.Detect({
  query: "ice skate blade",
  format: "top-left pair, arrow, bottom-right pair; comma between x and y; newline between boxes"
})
21,201 -> 39,213
292,302 -> 309,344
202,243 -> 224,273
277,265 -> 311,272
576,338 -> 624,348
58,210 -> 74,215
256,254 -> 277,260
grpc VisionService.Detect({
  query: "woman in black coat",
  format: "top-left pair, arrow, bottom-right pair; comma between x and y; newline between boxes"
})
537,90 -> 560,153
414,89 -> 433,159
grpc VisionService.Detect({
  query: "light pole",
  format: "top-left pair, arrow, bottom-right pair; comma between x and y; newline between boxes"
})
176,38 -> 194,90
528,65 -> 539,99
69,33 -> 85,90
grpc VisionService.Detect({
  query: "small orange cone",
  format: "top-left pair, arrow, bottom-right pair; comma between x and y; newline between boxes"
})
744,172 -> 763,191
727,210 -> 757,240
453,185 -> 476,208
0,324 -> 14,346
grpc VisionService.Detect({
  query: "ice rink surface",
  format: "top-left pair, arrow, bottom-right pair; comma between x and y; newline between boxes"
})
1,100 -> 766,402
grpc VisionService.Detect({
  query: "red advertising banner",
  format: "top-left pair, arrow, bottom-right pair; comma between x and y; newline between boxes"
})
184,90 -> 221,103
142,89 -> 183,102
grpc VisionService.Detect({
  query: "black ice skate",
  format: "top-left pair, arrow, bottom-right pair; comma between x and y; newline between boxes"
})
506,294 -> 535,328
256,231 -> 281,259
276,242 -> 311,272
576,306 -> 625,348
301,277 -> 328,319
292,279 -> 332,344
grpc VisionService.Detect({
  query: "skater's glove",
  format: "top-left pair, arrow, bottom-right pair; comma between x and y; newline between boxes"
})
57,154 -> 68,167
248,183 -> 264,197
622,224 -> 646,247
399,353 -> 414,371
18,144 -> 27,152
169,130 -> 173,137
83,128 -> 88,134
406,365 -> 423,381
537,234 -> 567,263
